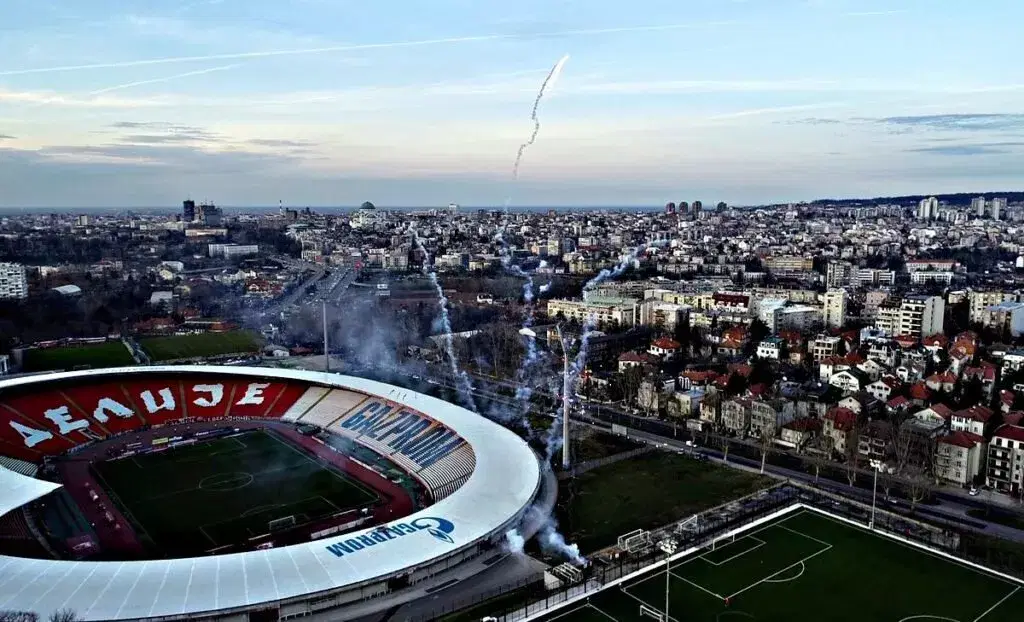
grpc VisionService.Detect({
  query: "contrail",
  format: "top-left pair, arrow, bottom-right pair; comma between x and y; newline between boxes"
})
512,54 -> 569,181
89,64 -> 239,95
0,21 -> 732,77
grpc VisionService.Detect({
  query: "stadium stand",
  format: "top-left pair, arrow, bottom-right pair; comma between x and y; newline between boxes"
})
0,377 -> 307,462
276,387 -> 478,501
0,455 -> 36,476
280,385 -> 330,422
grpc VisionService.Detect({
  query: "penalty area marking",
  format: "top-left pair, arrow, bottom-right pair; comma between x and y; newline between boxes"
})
897,617 -> 961,622
199,472 -> 254,492
763,561 -> 804,583
701,537 -> 767,566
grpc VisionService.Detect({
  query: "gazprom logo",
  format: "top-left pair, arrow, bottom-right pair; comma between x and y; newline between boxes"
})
323,517 -> 456,559
411,517 -> 456,544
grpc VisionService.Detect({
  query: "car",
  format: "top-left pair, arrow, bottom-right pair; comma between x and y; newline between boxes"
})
969,487 -> 980,496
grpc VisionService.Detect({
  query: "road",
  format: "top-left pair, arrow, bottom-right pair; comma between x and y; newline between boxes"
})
366,363 -> 1024,543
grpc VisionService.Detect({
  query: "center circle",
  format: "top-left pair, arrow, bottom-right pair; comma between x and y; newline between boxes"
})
199,472 -> 254,492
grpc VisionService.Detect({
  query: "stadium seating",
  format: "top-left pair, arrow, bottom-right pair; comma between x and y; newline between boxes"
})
280,385 -> 330,422
0,455 -> 37,477
0,376 -> 306,462
294,388 -> 367,428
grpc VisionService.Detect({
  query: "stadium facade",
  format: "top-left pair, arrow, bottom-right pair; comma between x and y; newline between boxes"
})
0,366 -> 543,621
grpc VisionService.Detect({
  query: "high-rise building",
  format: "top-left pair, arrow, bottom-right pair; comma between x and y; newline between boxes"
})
678,201 -> 690,217
823,289 -> 848,329
693,200 -> 703,219
899,295 -> 944,338
183,199 -> 196,223
917,196 -> 938,220
716,201 -> 727,212
826,261 -> 854,288
972,196 -> 987,218
196,202 -> 223,226
76,214 -> 90,227
0,263 -> 28,300
665,202 -> 676,214
992,197 -> 1007,221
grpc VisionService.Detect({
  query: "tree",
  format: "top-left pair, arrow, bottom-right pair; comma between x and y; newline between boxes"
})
843,420 -> 862,486
0,612 -> 38,622
745,319 -> 771,356
618,366 -> 645,407
810,433 -> 834,483
717,432 -> 731,462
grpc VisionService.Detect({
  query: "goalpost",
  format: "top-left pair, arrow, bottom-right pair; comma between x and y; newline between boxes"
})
639,604 -> 666,621
618,529 -> 652,554
710,532 -> 736,551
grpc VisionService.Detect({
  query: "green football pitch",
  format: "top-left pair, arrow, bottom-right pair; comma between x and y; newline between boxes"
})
92,430 -> 380,555
531,509 -> 1024,622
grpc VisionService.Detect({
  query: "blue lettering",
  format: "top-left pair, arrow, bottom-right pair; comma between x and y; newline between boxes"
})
357,535 -> 376,547
406,429 -> 452,462
417,439 -> 465,468
353,411 -> 385,434
341,403 -> 382,429
380,527 -> 396,539
375,413 -> 418,443
391,419 -> 432,452
370,412 -> 414,441
367,411 -> 410,440
326,543 -> 350,557
371,532 -> 387,543
345,539 -> 364,550
396,523 -> 415,534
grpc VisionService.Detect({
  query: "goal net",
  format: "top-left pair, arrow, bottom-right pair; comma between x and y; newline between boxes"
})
268,515 -> 297,532
619,529 -> 652,554
711,533 -> 735,551
640,604 -> 666,621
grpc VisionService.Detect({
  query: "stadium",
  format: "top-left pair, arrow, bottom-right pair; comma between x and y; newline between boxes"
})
0,366 -> 545,621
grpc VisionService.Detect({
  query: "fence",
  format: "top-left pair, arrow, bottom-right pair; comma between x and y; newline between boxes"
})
558,446 -> 654,480
430,479 -> 1024,622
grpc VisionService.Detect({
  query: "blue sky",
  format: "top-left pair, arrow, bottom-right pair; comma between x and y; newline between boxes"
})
1,0 -> 1022,207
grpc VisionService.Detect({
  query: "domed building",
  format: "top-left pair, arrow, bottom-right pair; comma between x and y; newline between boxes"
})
352,200 -> 381,229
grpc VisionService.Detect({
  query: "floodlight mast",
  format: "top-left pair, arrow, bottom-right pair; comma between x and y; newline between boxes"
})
555,324 -> 571,471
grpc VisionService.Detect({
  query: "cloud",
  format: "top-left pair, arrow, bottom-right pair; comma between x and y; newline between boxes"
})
0,134 -> 14,140
88,64 -> 239,95
247,138 -> 317,148
876,114 -> 1024,132
0,19 -> 737,77
781,117 -> 843,125
907,142 -> 1024,156
842,10 -> 909,17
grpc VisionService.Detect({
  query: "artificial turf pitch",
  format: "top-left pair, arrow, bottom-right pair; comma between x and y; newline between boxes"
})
533,510 -> 1024,622
92,430 -> 379,556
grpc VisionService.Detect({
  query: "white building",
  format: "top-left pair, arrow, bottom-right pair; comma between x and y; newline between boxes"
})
969,291 -> 1018,323
756,337 -> 784,360
826,261 -> 853,289
876,295 -> 944,338
0,263 -> 28,300
546,299 -> 639,327
986,424 -> 1024,494
811,335 -> 841,362
991,197 -> 1007,221
936,431 -> 986,486
982,301 -> 1024,338
972,196 -> 987,218
823,289 -> 847,329
208,244 -> 260,258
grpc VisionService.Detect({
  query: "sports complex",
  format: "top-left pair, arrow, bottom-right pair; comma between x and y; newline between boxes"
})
0,366 -> 544,621
522,502 -> 1024,622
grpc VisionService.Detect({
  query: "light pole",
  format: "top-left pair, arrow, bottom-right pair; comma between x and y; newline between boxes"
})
869,459 -> 884,529
519,324 -> 572,471
658,538 -> 678,622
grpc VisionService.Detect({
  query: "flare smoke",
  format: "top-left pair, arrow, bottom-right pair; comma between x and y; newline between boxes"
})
511,54 -> 570,181
412,231 -> 478,412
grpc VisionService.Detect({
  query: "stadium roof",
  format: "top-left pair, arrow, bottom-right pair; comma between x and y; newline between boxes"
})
0,467 -> 60,517
0,366 -> 541,621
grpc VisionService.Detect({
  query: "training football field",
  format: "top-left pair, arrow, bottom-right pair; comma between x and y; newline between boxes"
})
533,509 -> 1024,622
92,430 -> 380,555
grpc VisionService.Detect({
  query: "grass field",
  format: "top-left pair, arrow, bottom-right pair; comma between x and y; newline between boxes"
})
22,341 -> 135,372
532,509 -> 1024,622
92,430 -> 379,555
560,452 -> 772,553
139,330 -> 263,362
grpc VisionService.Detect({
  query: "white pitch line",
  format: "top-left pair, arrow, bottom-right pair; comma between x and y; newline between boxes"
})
727,544 -> 833,601
774,524 -> 833,548
701,537 -> 766,566
973,585 -> 1020,622
669,571 -> 725,601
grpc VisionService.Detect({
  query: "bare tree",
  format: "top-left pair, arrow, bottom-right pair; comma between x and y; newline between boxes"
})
843,419 -> 862,487
0,612 -> 39,622
717,432 -> 731,462
618,366 -> 644,408
48,612 -> 77,622
810,432 -> 834,484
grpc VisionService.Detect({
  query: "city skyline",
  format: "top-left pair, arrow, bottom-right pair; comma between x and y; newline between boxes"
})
1,0 -> 1023,207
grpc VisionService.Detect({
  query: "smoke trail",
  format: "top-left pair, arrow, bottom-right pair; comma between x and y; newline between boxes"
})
412,231 -> 479,412
506,502 -> 587,566
511,54 -> 570,181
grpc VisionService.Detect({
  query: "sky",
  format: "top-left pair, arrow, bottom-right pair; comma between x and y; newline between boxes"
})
1,0 -> 1023,208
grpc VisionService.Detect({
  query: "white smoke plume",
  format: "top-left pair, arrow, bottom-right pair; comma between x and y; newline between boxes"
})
505,529 -> 526,554
511,54 -> 570,181
412,231 -> 479,412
